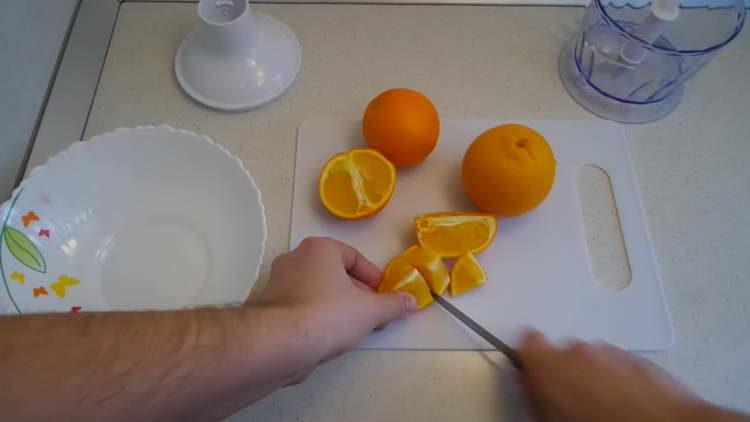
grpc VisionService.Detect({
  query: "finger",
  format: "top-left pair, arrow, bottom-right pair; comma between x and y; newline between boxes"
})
518,329 -> 559,385
518,329 -> 553,362
362,290 -> 417,328
282,370 -> 312,388
566,339 -> 594,358
330,239 -> 383,288
590,341 -> 651,371
595,341 -> 638,363
521,382 -> 555,422
352,278 -> 376,293
517,370 -> 563,422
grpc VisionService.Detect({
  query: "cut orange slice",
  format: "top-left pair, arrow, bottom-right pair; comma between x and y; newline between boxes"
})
402,245 -> 450,295
319,148 -> 396,220
414,212 -> 497,258
450,252 -> 487,297
379,254 -> 433,310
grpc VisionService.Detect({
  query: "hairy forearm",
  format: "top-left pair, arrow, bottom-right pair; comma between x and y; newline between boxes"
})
0,305 -> 314,421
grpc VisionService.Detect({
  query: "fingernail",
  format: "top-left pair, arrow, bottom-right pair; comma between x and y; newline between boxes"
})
400,293 -> 418,313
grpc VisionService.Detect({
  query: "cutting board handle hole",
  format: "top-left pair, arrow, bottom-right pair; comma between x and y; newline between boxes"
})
577,165 -> 632,290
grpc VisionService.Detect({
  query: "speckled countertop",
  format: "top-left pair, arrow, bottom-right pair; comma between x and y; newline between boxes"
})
79,2 -> 749,419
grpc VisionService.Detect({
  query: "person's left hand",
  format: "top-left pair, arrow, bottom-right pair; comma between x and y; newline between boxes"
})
256,237 -> 416,379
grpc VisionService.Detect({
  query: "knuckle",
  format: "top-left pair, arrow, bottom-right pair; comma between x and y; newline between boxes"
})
298,237 -> 316,249
270,255 -> 284,272
271,249 -> 293,267
594,341 -> 620,354
283,371 -> 311,388
521,330 -> 544,348
628,352 -> 660,372
518,330 -> 551,360
299,236 -> 333,251
567,340 -> 594,359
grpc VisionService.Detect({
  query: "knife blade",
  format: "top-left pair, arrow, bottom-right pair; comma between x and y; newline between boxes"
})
431,292 -> 524,371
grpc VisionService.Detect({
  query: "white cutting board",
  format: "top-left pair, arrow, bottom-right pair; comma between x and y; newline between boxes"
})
290,118 -> 674,351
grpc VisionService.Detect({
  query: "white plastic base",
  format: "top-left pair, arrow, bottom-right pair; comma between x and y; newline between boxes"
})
175,8 -> 301,112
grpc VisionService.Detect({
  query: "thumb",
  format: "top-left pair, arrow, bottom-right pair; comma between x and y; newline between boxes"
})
365,291 -> 417,328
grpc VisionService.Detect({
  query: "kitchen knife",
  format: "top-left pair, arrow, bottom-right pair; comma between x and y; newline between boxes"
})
432,292 -> 524,371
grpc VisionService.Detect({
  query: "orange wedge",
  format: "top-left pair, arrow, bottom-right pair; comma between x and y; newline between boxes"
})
319,148 -> 396,220
379,254 -> 433,310
450,252 -> 487,297
414,212 -> 497,258
402,245 -> 450,295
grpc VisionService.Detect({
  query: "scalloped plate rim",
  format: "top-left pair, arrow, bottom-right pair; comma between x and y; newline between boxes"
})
0,125 -> 267,313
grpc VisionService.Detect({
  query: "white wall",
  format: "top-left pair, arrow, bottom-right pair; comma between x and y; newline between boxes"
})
0,0 -> 79,201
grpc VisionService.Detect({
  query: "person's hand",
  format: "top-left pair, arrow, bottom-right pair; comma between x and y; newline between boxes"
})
256,237 -> 416,374
518,330 -> 709,422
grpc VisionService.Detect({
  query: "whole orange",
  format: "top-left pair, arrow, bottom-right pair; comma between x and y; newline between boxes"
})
362,88 -> 439,167
462,124 -> 557,217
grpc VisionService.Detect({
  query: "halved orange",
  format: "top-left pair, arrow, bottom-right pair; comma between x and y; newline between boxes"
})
379,254 -> 433,310
414,212 -> 497,258
451,252 -> 487,297
319,148 -> 396,220
402,245 -> 450,295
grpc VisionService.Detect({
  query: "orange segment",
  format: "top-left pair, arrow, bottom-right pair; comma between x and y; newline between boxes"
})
319,148 -> 396,220
414,212 -> 497,258
402,245 -> 450,295
450,252 -> 487,297
379,254 -> 433,310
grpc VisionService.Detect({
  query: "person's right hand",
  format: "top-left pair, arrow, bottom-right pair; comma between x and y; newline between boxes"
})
517,330 -> 709,422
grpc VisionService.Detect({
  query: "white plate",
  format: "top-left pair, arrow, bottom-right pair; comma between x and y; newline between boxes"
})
0,126 -> 266,314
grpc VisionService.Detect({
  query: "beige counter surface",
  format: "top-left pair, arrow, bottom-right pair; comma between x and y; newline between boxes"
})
76,2 -> 750,419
